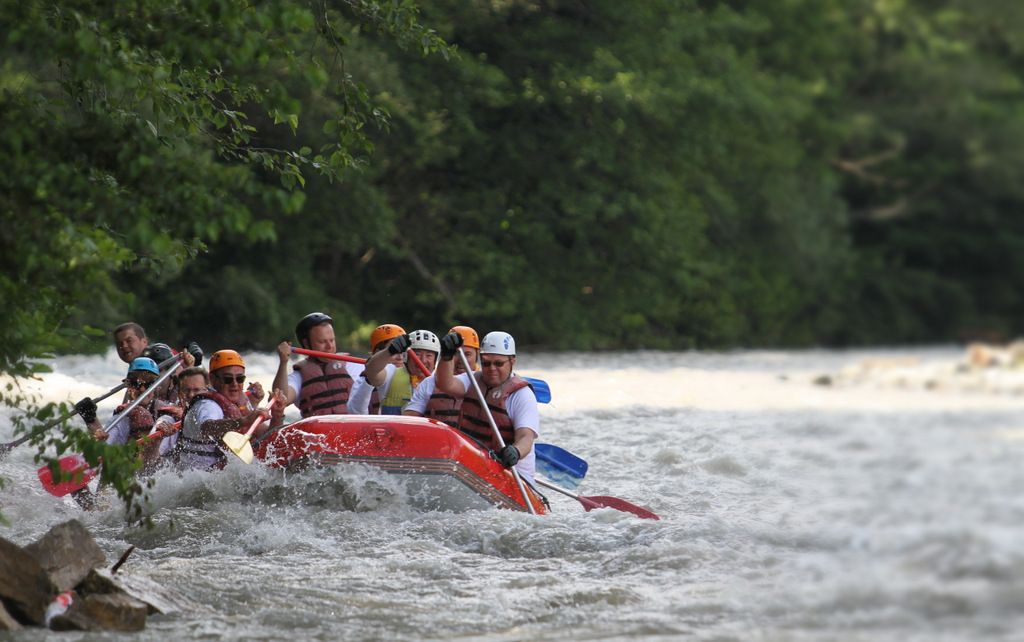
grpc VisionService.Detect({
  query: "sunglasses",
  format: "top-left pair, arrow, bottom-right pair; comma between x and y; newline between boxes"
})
219,374 -> 246,384
480,359 -> 508,369
125,378 -> 153,389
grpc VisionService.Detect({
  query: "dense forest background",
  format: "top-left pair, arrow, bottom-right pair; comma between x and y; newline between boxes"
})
5,0 -> 1024,368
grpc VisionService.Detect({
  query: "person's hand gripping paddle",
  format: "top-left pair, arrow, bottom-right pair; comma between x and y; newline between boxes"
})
222,398 -> 278,464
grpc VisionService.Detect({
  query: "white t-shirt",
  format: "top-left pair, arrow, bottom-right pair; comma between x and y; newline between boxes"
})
403,373 -> 436,415
104,411 -> 133,446
453,372 -> 540,483
347,363 -> 401,414
289,360 -> 364,403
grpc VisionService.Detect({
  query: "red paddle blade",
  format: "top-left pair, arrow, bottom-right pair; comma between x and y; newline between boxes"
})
37,455 -> 97,497
579,494 -> 660,520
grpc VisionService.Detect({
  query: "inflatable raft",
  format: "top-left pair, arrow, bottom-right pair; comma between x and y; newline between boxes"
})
254,415 -> 547,514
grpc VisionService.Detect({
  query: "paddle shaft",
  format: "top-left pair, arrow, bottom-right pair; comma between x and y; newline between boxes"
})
0,354 -> 182,457
292,347 -> 365,364
242,398 -> 277,438
293,346 -> 432,377
405,348 -> 432,378
458,350 -> 536,515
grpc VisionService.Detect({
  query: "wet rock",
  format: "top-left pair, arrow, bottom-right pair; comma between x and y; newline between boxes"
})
79,568 -> 193,615
24,519 -> 106,592
0,536 -> 56,625
0,601 -> 23,631
49,593 -> 148,632
813,374 -> 832,386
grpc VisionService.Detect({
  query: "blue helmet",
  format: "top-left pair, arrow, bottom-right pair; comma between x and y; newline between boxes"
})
129,357 -> 160,376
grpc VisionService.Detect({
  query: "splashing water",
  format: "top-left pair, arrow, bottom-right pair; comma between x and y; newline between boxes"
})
2,347 -> 1022,640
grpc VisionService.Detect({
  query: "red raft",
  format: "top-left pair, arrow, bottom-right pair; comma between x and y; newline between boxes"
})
254,415 -> 547,514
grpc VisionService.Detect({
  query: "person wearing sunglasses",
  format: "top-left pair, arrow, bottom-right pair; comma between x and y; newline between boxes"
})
403,325 -> 480,428
178,350 -> 284,470
434,331 -> 540,484
349,328 -> 440,415
274,312 -> 364,418
85,357 -> 163,445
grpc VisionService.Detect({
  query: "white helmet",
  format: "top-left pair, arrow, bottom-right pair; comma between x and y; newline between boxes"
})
480,331 -> 516,356
409,329 -> 440,353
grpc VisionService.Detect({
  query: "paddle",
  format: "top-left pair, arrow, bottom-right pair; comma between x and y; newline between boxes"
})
35,355 -> 183,496
222,398 -> 278,464
534,443 -> 588,489
533,477 -> 660,520
457,350 -> 537,515
291,347 -> 366,365
523,377 -> 551,404
37,454 -> 97,497
0,354 -> 183,460
405,348 -> 433,378
293,345 -> 433,377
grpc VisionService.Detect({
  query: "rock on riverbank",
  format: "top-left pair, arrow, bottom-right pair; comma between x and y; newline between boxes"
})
0,519 -> 183,632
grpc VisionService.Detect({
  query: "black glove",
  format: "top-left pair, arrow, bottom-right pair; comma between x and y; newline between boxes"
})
439,332 -> 463,361
75,397 -> 98,424
387,334 -> 412,355
187,341 -> 204,366
497,444 -> 520,468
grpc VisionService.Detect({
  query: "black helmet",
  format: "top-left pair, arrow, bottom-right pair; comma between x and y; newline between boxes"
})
295,312 -> 333,348
143,342 -> 176,364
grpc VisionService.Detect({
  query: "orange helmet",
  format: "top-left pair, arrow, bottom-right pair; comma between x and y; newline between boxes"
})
447,325 -> 480,349
370,324 -> 406,351
209,349 -> 245,372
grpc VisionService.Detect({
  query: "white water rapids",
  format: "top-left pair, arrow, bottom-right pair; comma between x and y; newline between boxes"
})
1,347 -> 1022,641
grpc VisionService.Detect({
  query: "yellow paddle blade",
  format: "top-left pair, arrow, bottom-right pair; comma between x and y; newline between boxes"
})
234,441 -> 254,465
222,431 -> 255,464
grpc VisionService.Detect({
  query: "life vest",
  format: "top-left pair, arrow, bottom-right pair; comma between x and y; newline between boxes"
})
177,390 -> 242,468
294,358 -> 352,417
457,373 -> 530,449
426,383 -> 462,429
125,406 -> 156,441
380,367 -> 413,415
109,400 -> 157,444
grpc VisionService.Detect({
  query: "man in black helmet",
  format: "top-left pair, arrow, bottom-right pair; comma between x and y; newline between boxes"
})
273,312 -> 365,417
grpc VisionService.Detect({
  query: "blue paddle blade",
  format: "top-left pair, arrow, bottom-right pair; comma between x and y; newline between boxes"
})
524,377 -> 551,403
534,443 -> 588,489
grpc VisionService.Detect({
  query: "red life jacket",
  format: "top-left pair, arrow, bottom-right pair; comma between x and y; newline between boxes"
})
426,383 -> 462,429
457,373 -> 530,450
294,358 -> 352,417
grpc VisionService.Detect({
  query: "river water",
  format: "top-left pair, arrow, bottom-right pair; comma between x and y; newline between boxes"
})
1,347 -> 1022,641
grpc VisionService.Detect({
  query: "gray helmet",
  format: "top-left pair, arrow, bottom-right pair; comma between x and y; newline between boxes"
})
295,312 -> 333,348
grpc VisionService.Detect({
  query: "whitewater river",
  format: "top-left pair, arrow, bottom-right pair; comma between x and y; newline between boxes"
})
1,347 -> 1022,641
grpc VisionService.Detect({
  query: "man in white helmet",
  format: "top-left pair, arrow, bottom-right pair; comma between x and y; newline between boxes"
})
434,330 -> 539,484
348,329 -> 439,415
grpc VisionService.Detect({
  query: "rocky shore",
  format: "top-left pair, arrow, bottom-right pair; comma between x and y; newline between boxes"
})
0,520 -> 185,632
